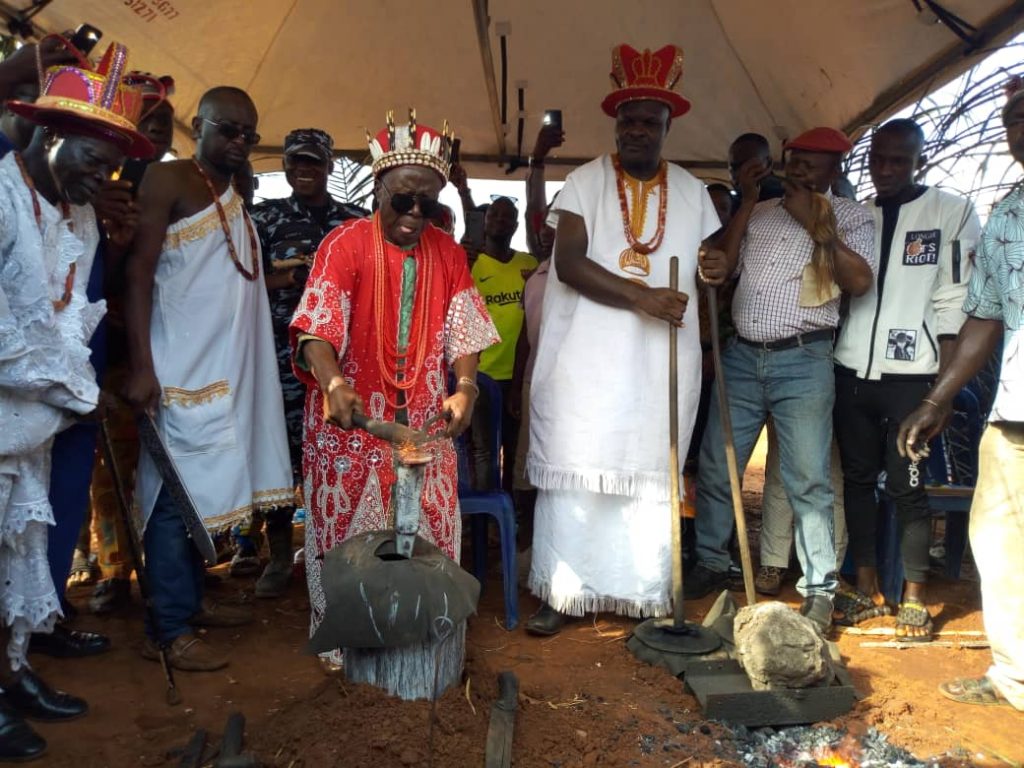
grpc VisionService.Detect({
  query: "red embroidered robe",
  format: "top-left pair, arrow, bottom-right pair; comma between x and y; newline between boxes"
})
289,216 -> 498,629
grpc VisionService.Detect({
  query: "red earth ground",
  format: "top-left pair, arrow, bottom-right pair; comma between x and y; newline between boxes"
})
31,456 -> 1022,767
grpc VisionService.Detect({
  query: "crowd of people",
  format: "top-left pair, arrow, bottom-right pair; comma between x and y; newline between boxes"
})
0,32 -> 1021,763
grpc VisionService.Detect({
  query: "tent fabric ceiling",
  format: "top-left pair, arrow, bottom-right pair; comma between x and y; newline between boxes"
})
12,0 -> 1024,180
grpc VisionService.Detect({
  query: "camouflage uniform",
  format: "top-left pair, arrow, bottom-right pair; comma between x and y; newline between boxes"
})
250,195 -> 366,482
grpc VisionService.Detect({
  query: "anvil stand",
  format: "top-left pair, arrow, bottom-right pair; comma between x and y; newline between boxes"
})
628,256 -> 722,673
341,446 -> 469,700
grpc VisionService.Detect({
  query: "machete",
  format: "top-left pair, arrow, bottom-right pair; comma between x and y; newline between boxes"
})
136,413 -> 218,566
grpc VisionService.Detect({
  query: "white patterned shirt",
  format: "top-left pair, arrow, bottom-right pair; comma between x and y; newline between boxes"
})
732,193 -> 876,342
963,182 -> 1024,422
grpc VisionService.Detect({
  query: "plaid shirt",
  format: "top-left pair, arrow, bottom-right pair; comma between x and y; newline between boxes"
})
732,193 -> 876,342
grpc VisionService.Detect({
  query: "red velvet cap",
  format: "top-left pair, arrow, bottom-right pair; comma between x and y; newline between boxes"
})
601,44 -> 691,118
785,127 -> 852,155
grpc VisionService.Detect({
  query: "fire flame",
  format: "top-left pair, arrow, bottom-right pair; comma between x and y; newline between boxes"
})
775,745 -> 856,768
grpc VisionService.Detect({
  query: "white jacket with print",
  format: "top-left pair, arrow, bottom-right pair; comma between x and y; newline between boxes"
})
834,187 -> 980,380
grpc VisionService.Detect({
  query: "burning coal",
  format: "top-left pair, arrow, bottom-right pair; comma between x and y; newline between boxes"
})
734,725 -> 933,768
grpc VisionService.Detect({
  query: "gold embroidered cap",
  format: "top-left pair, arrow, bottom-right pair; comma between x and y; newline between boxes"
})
8,40 -> 154,158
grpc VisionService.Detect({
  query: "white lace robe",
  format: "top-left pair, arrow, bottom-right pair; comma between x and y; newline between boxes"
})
0,152 -> 102,669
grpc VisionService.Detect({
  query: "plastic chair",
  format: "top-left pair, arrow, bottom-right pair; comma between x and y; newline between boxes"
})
452,372 -> 519,629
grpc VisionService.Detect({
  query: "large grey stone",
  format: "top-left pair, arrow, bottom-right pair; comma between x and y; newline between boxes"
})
734,601 -> 834,690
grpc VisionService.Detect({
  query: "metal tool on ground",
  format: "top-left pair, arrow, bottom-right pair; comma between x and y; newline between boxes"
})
213,711 -> 258,768
175,728 -> 207,768
169,712 -> 258,768
628,256 -> 722,673
484,671 -> 519,768
99,418 -> 181,706
706,282 -> 756,606
136,413 -> 217,566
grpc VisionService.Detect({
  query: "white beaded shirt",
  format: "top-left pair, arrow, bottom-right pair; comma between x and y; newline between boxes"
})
732,191 -> 876,343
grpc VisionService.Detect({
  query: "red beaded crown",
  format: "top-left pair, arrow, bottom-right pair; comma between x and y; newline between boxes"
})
601,44 -> 691,118
8,40 -> 153,158
367,109 -> 454,181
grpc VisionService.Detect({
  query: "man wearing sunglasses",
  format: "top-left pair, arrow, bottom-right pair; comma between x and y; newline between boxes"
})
290,114 -> 498,651
124,86 -> 293,672
469,196 -> 537,495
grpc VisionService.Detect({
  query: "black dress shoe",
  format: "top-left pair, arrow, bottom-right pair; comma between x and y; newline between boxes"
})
525,604 -> 567,636
3,669 -> 87,722
0,697 -> 45,763
29,625 -> 110,659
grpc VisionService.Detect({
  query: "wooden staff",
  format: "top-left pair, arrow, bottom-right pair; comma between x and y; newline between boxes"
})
668,257 -> 685,627
705,284 -> 757,606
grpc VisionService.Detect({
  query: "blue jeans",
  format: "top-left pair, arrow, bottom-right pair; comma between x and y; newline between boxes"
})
694,338 -> 839,597
143,486 -> 204,642
48,421 -> 99,609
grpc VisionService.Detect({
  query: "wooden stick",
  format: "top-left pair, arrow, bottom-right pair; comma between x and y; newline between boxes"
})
706,285 -> 756,606
838,627 -> 985,637
668,257 -> 685,628
860,640 -> 991,649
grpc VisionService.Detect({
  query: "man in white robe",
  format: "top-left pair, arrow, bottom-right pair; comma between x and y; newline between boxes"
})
0,42 -> 151,760
525,45 -> 720,634
125,86 -> 292,671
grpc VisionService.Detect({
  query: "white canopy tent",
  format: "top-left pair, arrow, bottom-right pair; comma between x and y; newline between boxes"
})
3,0 -> 1023,180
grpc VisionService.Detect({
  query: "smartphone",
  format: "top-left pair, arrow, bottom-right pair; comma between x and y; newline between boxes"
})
450,138 -> 461,167
465,209 -> 486,249
118,158 -> 148,196
69,24 -> 103,56
543,109 -> 563,131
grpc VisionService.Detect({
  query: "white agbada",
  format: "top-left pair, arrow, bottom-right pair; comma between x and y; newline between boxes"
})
527,154 -> 720,617
0,152 -> 102,668
135,184 -> 293,531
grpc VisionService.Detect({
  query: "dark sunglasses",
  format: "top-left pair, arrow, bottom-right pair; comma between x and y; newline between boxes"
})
490,194 -> 519,205
202,118 -> 261,146
379,177 -> 443,218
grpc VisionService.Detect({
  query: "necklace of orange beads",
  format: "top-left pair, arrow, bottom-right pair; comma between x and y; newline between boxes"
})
612,153 -> 668,255
371,213 -> 435,411
193,159 -> 260,281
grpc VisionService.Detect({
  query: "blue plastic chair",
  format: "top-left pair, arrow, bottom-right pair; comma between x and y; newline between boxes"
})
452,372 -> 519,629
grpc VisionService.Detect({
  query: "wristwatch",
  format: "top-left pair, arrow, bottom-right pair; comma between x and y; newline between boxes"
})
528,156 -> 545,169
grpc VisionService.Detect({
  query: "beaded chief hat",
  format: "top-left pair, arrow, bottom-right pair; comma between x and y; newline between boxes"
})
367,109 -> 454,181
601,44 -> 691,118
8,40 -> 153,158
126,72 -> 176,121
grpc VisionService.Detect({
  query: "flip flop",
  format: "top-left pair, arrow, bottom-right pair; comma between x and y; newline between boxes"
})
833,586 -> 892,626
939,676 -> 1012,707
894,599 -> 933,643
